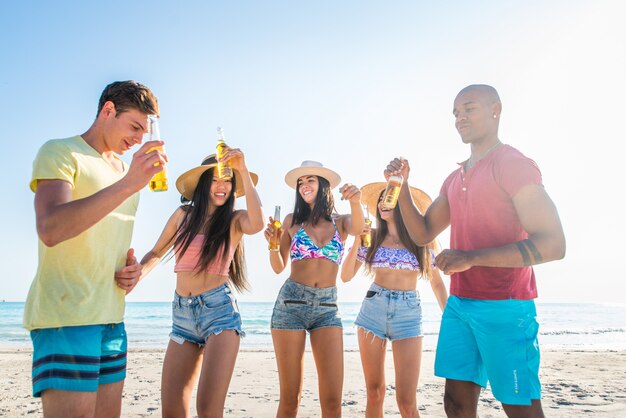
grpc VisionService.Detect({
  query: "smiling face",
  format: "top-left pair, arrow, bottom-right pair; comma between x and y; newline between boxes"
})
209,173 -> 233,206
297,175 -> 319,206
375,190 -> 396,223
100,102 -> 150,154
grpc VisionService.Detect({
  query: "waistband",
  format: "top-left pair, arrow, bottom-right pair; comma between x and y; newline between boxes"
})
369,282 -> 419,300
285,278 -> 337,298
173,283 -> 233,307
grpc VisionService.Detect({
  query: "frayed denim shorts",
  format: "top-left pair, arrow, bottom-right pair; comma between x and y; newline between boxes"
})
354,282 -> 423,342
170,283 -> 244,347
271,279 -> 343,332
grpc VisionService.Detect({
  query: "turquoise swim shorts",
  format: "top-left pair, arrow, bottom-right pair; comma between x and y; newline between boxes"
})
434,296 -> 541,405
30,323 -> 127,397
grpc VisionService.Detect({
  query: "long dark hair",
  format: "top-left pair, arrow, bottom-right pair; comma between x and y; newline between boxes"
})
173,167 -> 248,292
291,175 -> 335,226
364,190 -> 432,278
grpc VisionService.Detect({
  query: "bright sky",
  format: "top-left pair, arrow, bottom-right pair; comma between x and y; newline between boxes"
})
1,1 -> 624,304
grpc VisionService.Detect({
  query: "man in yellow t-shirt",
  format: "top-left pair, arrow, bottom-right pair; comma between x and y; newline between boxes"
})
24,81 -> 167,417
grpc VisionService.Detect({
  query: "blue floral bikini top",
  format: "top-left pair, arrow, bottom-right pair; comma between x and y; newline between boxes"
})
290,220 -> 344,265
356,246 -> 436,271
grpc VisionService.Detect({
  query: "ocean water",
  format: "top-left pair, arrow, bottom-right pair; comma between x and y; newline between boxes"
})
2,301 -> 626,350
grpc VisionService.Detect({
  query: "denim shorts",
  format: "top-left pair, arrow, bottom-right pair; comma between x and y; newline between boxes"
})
170,283 -> 244,347
354,282 -> 423,342
30,323 -> 127,397
271,279 -> 343,332
434,296 -> 541,406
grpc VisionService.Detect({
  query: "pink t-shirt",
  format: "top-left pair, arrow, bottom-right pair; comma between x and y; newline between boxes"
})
440,144 -> 542,300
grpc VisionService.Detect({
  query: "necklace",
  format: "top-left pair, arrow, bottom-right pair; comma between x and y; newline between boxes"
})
466,140 -> 502,170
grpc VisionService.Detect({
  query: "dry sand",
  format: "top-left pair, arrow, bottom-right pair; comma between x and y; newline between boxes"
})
1,348 -> 625,417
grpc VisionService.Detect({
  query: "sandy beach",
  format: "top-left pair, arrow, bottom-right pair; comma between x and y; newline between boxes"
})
1,348 -> 625,417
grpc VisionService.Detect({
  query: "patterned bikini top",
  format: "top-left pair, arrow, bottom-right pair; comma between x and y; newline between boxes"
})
290,220 -> 344,265
356,246 -> 436,271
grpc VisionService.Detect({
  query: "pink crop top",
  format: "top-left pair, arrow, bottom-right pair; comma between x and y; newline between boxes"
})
174,234 -> 234,276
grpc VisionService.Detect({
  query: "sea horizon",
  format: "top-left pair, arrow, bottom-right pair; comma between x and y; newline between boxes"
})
2,301 -> 626,351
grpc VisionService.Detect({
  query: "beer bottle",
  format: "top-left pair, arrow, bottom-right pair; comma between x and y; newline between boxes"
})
216,127 -> 233,179
148,115 -> 168,192
360,206 -> 372,247
269,206 -> 282,251
381,175 -> 403,210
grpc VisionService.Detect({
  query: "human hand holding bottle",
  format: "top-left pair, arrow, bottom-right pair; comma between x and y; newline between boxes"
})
384,157 -> 411,182
264,213 -> 284,250
124,140 -> 168,193
267,206 -> 282,251
147,115 -> 168,191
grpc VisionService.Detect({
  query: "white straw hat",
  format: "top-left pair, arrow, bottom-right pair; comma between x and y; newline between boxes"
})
284,160 -> 341,189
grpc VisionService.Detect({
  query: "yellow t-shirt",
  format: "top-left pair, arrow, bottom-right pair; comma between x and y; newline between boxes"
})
23,136 -> 140,330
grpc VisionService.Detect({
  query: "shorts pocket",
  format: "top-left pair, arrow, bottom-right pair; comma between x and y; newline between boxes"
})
201,296 -> 233,311
406,297 -> 420,309
365,290 -> 378,299
283,300 -> 307,306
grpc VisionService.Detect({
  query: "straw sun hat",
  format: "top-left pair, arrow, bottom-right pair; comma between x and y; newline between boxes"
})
360,182 -> 432,217
175,154 -> 258,201
284,160 -> 341,189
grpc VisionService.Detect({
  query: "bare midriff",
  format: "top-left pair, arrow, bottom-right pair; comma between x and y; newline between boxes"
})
372,268 -> 419,292
175,271 -> 229,297
289,258 -> 339,288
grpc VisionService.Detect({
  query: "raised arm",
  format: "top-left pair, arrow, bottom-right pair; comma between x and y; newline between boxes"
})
337,183 -> 365,237
35,140 -> 167,247
386,158 -> 450,245
225,147 -> 264,235
436,184 -> 566,274
340,234 -> 365,283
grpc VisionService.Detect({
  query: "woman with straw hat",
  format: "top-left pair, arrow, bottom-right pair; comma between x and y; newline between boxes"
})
263,160 -> 364,418
131,148 -> 263,417
340,181 -> 448,418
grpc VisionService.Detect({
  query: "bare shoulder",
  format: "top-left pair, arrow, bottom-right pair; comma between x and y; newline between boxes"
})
167,206 -> 187,228
283,213 -> 298,234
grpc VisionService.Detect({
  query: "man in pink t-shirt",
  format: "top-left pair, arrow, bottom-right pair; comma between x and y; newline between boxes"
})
386,85 -> 565,417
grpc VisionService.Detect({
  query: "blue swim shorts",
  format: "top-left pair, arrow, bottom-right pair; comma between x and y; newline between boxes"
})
434,295 -> 541,405
30,323 -> 127,397
170,283 -> 244,346
271,279 -> 343,332
354,282 -> 423,341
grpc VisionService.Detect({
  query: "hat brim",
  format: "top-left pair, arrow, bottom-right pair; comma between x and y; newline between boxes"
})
176,164 -> 258,201
360,182 -> 432,217
284,166 -> 341,189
